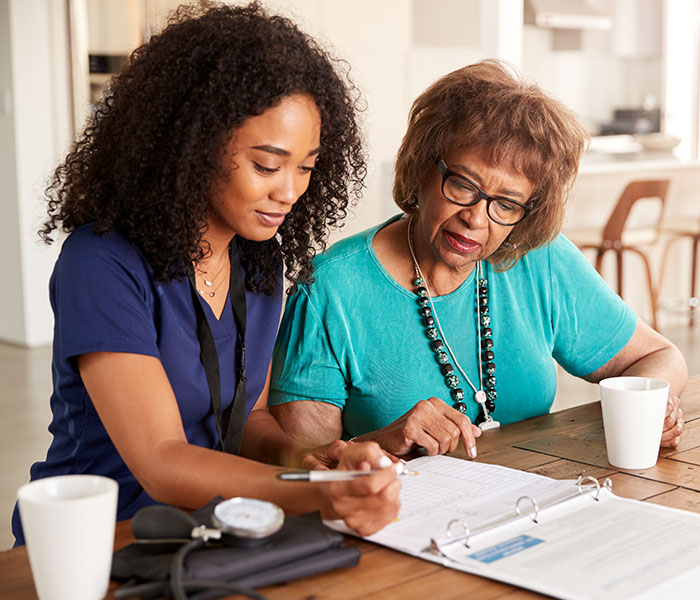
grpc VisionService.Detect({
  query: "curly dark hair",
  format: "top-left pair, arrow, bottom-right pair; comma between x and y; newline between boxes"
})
40,1 -> 365,294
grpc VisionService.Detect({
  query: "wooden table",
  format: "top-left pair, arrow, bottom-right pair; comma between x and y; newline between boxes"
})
3,376 -> 699,599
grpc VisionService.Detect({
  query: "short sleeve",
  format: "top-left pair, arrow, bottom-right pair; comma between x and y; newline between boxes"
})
269,285 -> 348,408
549,235 -> 637,377
51,228 -> 160,362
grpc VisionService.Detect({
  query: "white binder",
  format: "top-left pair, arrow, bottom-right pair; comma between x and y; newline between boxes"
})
327,455 -> 700,600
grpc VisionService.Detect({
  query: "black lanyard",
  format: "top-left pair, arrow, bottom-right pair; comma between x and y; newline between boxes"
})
188,240 -> 247,455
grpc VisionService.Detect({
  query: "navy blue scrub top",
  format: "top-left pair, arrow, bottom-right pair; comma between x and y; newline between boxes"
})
12,225 -> 282,545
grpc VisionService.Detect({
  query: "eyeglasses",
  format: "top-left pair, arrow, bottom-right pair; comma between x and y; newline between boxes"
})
435,158 -> 532,226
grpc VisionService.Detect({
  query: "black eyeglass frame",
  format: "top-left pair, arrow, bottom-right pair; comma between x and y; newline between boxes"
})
435,158 -> 533,226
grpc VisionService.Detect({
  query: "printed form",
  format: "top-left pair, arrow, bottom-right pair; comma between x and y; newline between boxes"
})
329,455 -> 700,600
365,455 -> 576,554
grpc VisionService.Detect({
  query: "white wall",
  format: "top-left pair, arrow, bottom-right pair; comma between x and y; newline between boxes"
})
87,0 -> 142,54
664,0 -> 700,159
0,0 -> 71,347
0,0 -> 24,344
2,0 -> 693,345
254,0 -> 413,239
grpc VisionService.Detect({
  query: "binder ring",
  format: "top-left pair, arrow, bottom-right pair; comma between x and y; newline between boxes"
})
446,519 -> 470,547
515,496 -> 539,523
576,475 -> 601,500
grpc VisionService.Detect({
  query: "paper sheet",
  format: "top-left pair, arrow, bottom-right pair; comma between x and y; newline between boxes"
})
328,455 -> 700,600
441,489 -> 700,599
366,455 -> 577,553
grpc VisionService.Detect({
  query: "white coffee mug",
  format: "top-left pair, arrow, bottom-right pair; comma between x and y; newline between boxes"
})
599,377 -> 669,470
17,475 -> 118,600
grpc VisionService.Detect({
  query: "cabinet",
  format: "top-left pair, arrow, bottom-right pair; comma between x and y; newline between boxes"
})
612,0 -> 662,57
86,0 -> 142,104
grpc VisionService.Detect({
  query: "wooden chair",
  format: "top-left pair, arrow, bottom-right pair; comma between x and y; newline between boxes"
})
657,213 -> 700,326
567,179 -> 670,330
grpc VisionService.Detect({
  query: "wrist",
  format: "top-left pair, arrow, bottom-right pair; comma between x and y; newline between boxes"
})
278,439 -> 309,468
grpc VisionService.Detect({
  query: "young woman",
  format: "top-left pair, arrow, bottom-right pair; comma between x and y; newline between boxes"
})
12,2 -> 399,545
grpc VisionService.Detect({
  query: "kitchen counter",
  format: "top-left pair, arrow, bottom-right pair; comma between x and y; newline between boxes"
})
571,153 -> 700,221
579,151 -> 700,174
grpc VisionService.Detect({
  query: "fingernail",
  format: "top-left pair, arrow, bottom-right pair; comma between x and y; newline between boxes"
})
469,446 -> 477,458
379,455 -> 392,469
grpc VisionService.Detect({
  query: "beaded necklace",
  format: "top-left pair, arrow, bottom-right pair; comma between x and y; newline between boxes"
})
407,217 -> 499,430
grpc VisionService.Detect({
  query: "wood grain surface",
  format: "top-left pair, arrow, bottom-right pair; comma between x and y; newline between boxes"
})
2,376 -> 698,600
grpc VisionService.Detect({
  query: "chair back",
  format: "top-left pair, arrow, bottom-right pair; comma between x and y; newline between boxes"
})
602,179 -> 670,245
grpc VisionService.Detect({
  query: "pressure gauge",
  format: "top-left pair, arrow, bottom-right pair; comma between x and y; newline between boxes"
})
212,497 -> 284,547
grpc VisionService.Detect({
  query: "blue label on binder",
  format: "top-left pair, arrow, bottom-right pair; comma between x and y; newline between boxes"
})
468,535 -> 544,563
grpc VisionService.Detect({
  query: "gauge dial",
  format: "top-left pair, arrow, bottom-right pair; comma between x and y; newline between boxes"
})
212,497 -> 284,540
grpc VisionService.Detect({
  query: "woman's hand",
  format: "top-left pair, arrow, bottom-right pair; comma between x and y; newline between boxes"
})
318,441 -> 401,536
298,440 -> 348,471
358,397 -> 482,458
661,394 -> 684,448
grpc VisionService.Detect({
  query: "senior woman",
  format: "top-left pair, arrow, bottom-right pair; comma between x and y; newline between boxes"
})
269,60 -> 687,459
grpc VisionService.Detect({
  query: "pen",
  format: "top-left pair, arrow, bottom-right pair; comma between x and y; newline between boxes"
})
277,461 -> 418,482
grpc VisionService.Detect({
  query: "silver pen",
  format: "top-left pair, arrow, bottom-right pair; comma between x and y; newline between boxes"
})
277,460 -> 418,482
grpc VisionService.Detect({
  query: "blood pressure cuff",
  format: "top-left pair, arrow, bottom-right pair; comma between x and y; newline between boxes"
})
111,498 -> 360,598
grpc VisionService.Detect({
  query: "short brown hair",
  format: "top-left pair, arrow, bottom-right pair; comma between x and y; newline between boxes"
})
393,59 -> 589,269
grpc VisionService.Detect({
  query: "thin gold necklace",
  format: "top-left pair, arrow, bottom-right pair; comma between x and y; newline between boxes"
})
196,254 -> 229,298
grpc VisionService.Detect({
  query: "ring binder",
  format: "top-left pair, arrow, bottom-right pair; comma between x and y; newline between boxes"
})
329,455 -> 700,600
445,520 -> 469,543
430,475 -> 614,558
576,475 -> 598,500
515,496 -> 539,523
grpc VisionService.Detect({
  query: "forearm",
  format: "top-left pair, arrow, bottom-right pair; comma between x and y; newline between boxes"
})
239,409 -> 309,467
138,439 -> 326,514
619,345 -> 688,398
584,320 -> 688,399
268,401 -> 343,447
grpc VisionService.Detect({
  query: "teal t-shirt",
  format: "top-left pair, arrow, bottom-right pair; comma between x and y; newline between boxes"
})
270,215 -> 637,436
